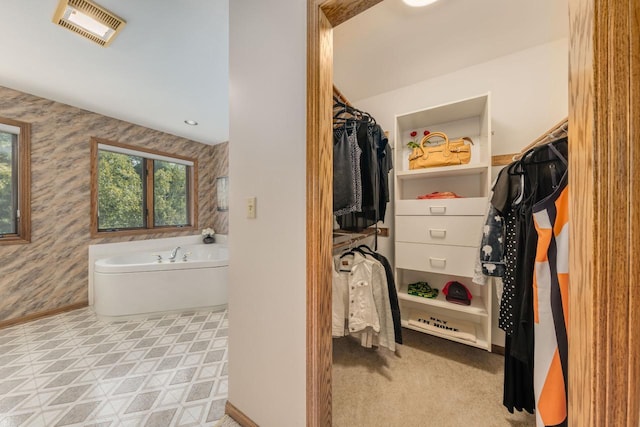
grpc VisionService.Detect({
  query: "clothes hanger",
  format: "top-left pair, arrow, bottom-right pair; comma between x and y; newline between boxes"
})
356,244 -> 374,253
520,139 -> 567,166
512,118 -> 568,161
546,139 -> 568,166
340,246 -> 367,258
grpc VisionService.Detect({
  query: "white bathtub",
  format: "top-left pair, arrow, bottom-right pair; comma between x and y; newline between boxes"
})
94,243 -> 228,320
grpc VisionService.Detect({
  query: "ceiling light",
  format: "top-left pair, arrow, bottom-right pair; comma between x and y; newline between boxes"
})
184,120 -> 198,126
403,0 -> 439,7
52,0 -> 126,47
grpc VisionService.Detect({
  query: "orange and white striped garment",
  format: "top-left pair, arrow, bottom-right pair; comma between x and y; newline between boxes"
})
532,176 -> 569,427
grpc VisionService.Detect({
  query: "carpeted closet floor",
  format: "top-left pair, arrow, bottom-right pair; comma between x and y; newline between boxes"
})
333,329 -> 536,427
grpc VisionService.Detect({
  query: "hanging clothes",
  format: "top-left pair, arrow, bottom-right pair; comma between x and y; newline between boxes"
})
531,146 -> 569,427
331,95 -> 398,350
356,244 -> 402,345
333,124 -> 362,216
484,136 -> 569,425
332,248 -> 397,352
332,96 -> 393,231
332,252 -> 380,337
491,163 -> 536,415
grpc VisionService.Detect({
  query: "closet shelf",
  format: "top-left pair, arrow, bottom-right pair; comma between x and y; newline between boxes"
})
397,289 -> 488,317
396,163 -> 489,180
394,93 -> 493,352
400,319 -> 489,350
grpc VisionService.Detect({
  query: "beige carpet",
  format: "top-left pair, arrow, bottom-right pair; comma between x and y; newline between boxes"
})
333,329 -> 536,427
214,414 -> 242,427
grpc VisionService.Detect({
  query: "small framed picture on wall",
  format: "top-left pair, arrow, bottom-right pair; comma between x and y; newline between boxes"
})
216,176 -> 229,211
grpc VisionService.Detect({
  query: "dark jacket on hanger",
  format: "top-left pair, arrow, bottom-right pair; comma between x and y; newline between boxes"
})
357,246 -> 402,345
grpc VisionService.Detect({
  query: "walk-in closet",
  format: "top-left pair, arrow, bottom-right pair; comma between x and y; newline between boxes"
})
329,1 -> 569,425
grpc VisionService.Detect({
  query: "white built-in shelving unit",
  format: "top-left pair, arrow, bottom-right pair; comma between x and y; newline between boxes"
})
394,93 -> 493,351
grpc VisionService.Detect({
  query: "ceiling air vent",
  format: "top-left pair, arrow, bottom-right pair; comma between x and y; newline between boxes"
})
52,0 -> 126,47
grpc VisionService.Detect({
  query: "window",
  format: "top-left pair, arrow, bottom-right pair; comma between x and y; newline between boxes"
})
90,138 -> 197,236
0,117 -> 30,244
153,160 -> 189,226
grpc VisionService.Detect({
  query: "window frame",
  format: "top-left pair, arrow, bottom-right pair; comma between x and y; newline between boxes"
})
0,116 -> 31,245
90,137 -> 198,237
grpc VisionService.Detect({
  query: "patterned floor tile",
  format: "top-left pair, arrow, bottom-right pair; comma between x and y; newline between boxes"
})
144,407 -> 178,427
0,307 -> 228,426
157,387 -> 189,408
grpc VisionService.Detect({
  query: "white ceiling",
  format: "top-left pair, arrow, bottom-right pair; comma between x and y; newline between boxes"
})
333,0 -> 568,102
0,1 -> 566,147
0,0 -> 228,145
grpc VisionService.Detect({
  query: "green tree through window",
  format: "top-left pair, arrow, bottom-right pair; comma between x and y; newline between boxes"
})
92,138 -> 195,235
154,160 -> 188,226
97,151 -> 144,230
0,117 -> 30,244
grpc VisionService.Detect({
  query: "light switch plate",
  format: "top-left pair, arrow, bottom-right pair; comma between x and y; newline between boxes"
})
247,197 -> 256,219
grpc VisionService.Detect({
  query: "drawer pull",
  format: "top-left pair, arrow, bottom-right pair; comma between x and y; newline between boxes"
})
429,206 -> 446,214
429,228 -> 447,238
429,257 -> 446,267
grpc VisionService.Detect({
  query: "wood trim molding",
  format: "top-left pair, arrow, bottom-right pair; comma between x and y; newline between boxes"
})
320,0 -> 383,27
145,158 -> 154,230
0,116 -> 31,245
191,159 -> 199,229
569,0 -> 640,425
0,302 -> 87,329
90,137 -> 197,163
307,2 -> 334,426
491,344 -> 506,356
18,119 -> 31,244
628,1 -> 640,423
307,2 -> 388,426
491,154 -> 516,166
225,401 -> 259,427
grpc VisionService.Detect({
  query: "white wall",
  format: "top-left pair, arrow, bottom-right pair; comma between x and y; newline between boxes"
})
228,0 -> 307,426
353,38 -> 568,346
355,38 -> 568,156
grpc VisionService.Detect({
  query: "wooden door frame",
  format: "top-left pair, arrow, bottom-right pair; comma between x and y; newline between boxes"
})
567,0 -> 640,425
306,3 -> 384,426
306,0 -> 640,426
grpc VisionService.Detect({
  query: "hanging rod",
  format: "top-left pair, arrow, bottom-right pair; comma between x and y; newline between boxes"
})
513,117 -> 568,160
492,117 -> 569,166
333,85 -> 353,108
332,227 -> 388,251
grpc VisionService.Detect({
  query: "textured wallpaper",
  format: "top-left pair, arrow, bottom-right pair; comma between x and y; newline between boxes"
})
0,86 -> 228,323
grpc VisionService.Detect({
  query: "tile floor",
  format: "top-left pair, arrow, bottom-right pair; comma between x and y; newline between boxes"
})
0,307 -> 229,427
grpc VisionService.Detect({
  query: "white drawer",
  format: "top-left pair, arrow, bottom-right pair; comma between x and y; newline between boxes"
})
395,242 -> 478,277
395,197 -> 488,216
396,216 -> 484,247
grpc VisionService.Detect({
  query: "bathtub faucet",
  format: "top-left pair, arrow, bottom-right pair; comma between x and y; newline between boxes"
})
169,246 -> 181,262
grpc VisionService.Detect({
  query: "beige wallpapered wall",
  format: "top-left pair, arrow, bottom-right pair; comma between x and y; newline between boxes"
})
0,86 -> 228,322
